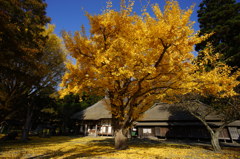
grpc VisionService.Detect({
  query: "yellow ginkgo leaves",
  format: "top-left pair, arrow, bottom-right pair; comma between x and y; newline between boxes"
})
59,1 -> 239,142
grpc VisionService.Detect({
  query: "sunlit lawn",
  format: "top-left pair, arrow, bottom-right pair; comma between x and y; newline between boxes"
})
0,136 -> 239,159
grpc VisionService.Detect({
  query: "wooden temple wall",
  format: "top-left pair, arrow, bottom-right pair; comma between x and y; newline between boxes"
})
76,120 -> 239,141
137,126 -> 238,141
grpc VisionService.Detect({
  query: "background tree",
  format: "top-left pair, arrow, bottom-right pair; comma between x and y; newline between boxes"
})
175,94 -> 239,152
60,1 -> 239,150
28,93 -> 103,137
174,46 -> 240,152
0,24 -> 66,140
195,0 -> 240,68
27,87 -> 58,137
53,93 -> 103,135
193,0 -> 240,151
21,24 -> 66,140
0,0 -> 50,121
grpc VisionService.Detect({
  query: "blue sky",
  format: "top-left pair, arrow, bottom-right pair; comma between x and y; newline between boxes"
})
45,0 -> 203,36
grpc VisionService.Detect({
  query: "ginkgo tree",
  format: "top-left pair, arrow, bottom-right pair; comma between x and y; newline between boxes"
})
59,0 -> 239,149
173,45 -> 240,152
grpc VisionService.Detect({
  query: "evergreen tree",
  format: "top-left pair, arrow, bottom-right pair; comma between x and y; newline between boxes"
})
196,0 -> 240,68
0,0 -> 51,75
0,0 -> 50,114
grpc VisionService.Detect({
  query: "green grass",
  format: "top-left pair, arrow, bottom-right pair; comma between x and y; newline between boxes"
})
0,136 -> 239,159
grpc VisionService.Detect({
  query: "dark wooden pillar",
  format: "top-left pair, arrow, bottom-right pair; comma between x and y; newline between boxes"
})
84,124 -> 88,136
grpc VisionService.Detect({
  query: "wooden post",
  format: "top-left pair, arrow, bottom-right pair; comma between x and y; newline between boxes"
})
107,126 -> 108,136
127,128 -> 131,139
84,124 -> 88,136
95,125 -> 98,137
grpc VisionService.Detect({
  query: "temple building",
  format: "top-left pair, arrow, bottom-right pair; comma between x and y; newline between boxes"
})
72,99 -> 240,142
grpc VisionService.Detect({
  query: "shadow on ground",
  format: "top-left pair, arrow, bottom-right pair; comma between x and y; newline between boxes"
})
20,138 -> 117,159
0,135 -> 81,152
2,137 -> 240,159
23,138 -> 198,159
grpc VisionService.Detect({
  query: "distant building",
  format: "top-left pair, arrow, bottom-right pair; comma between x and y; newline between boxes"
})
72,99 -> 240,141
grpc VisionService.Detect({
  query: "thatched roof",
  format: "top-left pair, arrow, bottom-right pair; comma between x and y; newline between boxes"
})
71,100 -> 209,121
139,103 -> 195,121
72,99 -> 111,120
139,103 -> 221,121
72,99 -> 239,126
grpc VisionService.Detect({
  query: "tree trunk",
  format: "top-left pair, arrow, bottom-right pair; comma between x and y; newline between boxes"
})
114,128 -> 128,150
22,104 -> 33,141
210,131 -> 221,152
109,101 -> 132,150
188,111 -> 224,152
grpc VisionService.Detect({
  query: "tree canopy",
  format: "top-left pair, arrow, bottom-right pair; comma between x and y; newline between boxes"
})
0,0 -> 51,113
0,24 -> 66,121
0,0 -> 51,76
59,0 -> 239,149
